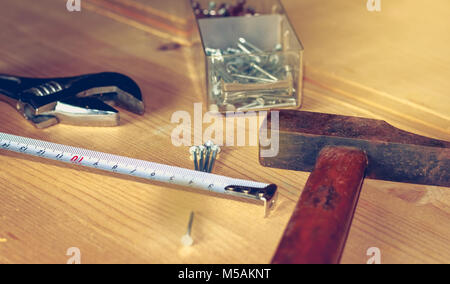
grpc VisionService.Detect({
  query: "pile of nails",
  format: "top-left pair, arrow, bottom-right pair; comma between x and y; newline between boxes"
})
207,38 -> 297,111
190,141 -> 221,173
192,0 -> 257,19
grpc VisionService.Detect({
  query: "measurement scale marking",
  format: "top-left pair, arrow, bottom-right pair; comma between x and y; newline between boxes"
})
0,132 -> 271,196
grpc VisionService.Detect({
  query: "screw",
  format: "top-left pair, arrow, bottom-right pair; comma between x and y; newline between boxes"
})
207,144 -> 221,173
181,211 -> 195,247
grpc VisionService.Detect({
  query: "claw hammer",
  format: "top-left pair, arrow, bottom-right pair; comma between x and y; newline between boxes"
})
260,110 -> 450,264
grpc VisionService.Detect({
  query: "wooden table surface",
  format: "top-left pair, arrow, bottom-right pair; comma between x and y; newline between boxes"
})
0,0 -> 449,264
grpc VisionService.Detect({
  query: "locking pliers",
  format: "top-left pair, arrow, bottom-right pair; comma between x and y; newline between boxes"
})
0,72 -> 145,128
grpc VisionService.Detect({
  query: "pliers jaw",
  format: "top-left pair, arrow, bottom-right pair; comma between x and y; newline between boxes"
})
0,72 -> 145,128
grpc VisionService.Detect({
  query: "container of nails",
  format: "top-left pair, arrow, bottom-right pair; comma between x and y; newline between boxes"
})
190,0 -> 304,112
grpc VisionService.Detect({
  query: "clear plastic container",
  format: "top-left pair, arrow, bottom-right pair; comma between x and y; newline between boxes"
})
190,0 -> 304,112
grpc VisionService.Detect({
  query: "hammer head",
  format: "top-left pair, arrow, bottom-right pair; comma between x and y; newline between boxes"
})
260,110 -> 450,187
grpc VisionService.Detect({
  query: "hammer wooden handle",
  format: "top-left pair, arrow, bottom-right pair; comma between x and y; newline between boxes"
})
272,147 -> 368,264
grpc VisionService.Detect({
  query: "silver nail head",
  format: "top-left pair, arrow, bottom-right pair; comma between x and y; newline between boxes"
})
205,140 -> 214,148
189,146 -> 198,155
181,234 -> 193,247
274,43 -> 283,51
211,144 -> 221,154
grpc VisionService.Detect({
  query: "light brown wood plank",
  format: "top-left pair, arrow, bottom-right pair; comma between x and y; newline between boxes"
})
0,0 -> 449,264
283,0 -> 450,133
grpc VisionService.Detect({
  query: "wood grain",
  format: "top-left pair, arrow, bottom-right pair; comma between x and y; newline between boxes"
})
0,0 -> 449,264
272,147 -> 368,264
283,0 -> 450,138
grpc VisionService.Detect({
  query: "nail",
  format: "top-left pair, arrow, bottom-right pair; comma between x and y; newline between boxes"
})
237,43 -> 262,64
216,67 -> 235,83
238,37 -> 263,53
231,74 -> 277,83
225,48 -> 241,54
189,146 -> 199,171
181,211 -> 195,247
212,81 -> 222,97
237,98 -> 265,111
208,2 -> 217,16
231,0 -> 246,16
262,96 -> 296,104
266,100 -> 297,108
198,145 -> 206,171
226,63 -> 241,74
207,144 -> 221,173
218,6 -> 230,17
274,43 -> 283,51
223,92 -> 247,104
209,104 -> 220,112
250,63 -> 278,81
202,9 -> 210,17
245,7 -> 256,16
203,140 -> 214,172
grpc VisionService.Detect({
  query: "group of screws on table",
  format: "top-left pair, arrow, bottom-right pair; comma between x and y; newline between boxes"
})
192,0 -> 258,19
190,141 -> 221,173
206,38 -> 296,112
